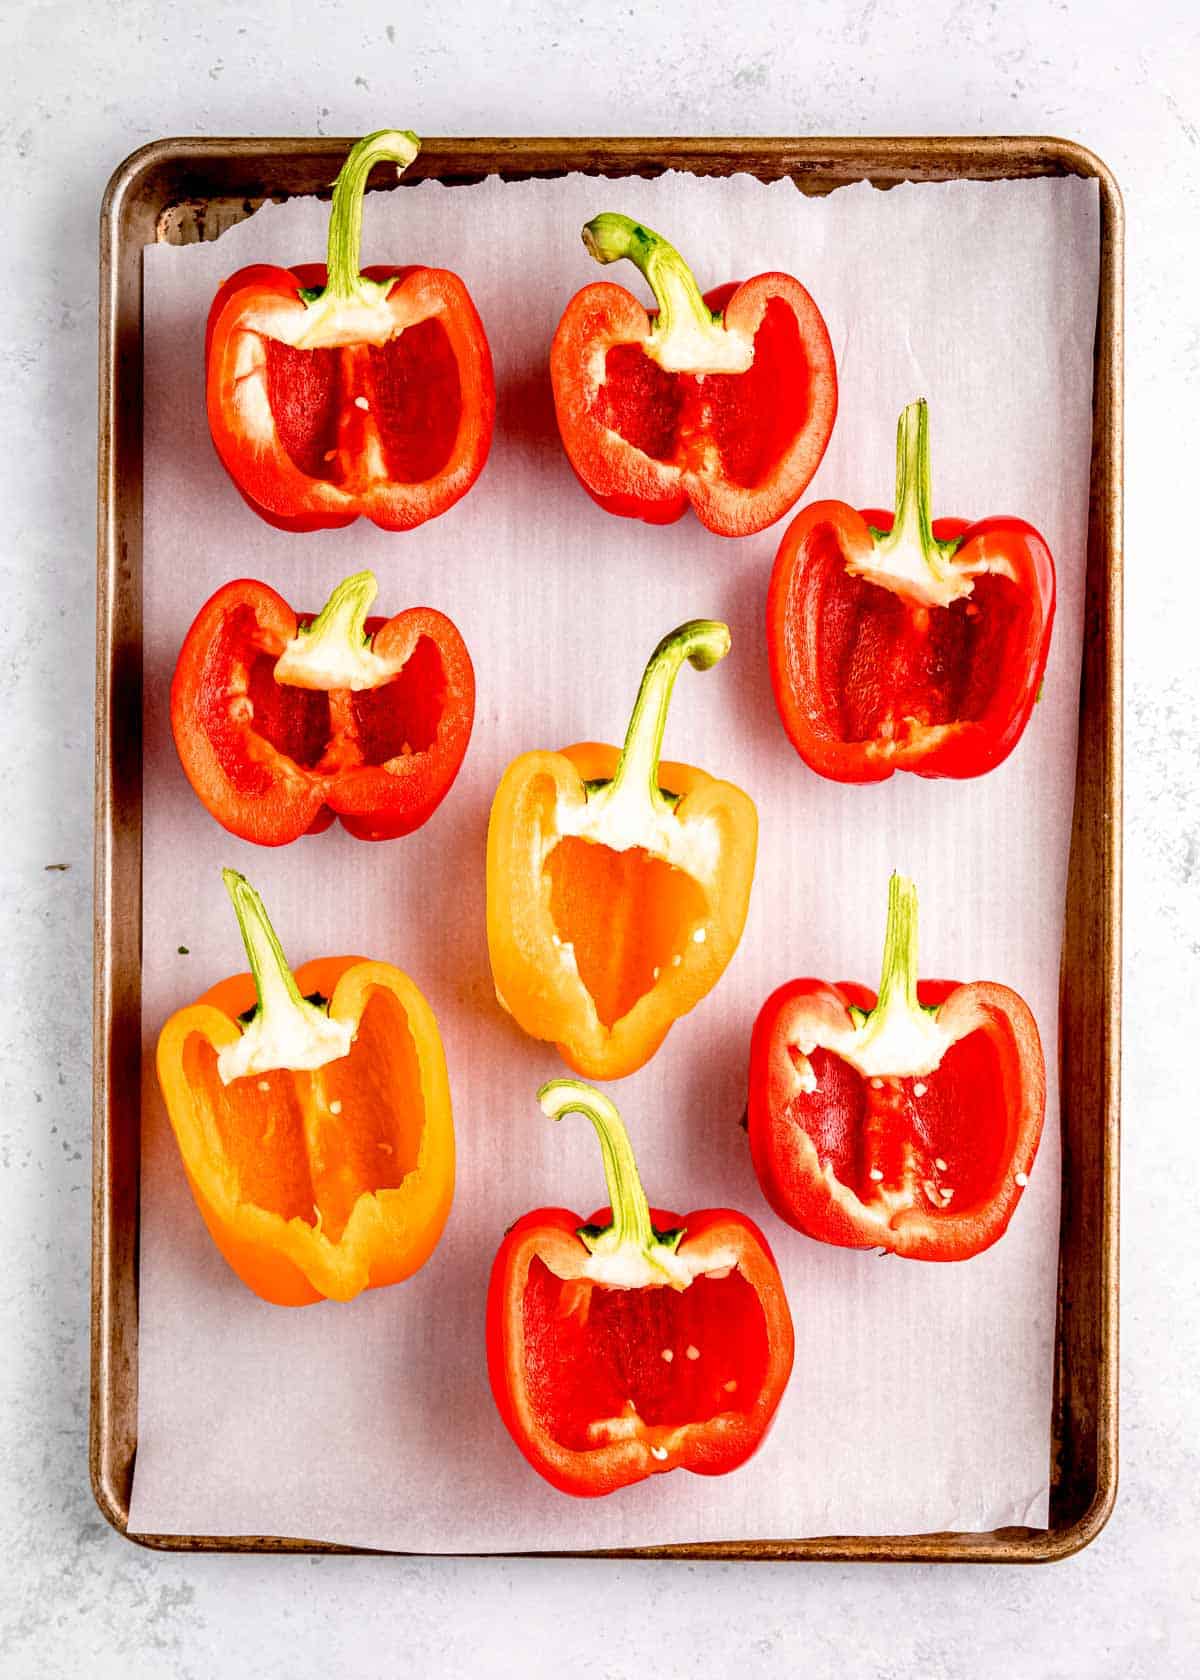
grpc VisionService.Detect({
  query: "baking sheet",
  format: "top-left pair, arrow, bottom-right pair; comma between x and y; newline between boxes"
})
128,167 -> 1098,1548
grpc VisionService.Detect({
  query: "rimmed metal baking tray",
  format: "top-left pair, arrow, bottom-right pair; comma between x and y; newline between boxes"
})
93,135 -> 1121,1562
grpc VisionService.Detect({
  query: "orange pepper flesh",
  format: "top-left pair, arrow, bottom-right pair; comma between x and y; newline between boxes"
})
487,623 -> 757,1081
542,800 -> 711,1032
157,946 -> 454,1307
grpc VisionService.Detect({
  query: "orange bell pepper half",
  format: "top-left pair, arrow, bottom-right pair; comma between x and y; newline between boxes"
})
156,870 -> 454,1305
486,620 -> 757,1080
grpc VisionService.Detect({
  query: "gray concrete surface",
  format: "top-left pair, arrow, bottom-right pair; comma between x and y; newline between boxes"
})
1,1 -> 1196,1674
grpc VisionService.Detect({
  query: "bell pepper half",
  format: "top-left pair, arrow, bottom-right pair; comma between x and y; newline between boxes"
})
488,1080 -> 794,1497
205,129 -> 494,532
748,873 -> 1045,1262
550,213 -> 837,537
766,398 -> 1056,780
486,619 -> 757,1080
156,870 -> 454,1305
170,569 -> 474,846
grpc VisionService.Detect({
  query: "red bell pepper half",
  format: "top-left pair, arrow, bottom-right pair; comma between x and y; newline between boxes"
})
205,129 -> 494,533
171,570 -> 474,845
748,874 -> 1045,1262
488,1080 -> 794,1497
550,213 -> 837,537
766,399 -> 1056,780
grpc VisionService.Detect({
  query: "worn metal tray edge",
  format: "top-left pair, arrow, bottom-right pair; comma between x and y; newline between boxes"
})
93,135 -> 1122,1564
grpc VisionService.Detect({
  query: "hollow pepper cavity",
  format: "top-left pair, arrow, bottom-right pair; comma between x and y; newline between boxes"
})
170,569 -> 474,845
156,870 -> 455,1304
766,399 -> 1056,780
747,874 -> 1045,1261
487,1080 -> 794,1497
486,620 -> 757,1080
205,129 -> 494,532
550,213 -> 837,536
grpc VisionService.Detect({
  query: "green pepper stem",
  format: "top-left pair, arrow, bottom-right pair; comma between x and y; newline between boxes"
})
845,401 -> 971,608
872,397 -> 964,577
605,620 -> 730,818
539,1079 -> 657,1255
217,870 -> 353,1083
885,400 -> 935,555
583,213 -> 714,340
222,868 -> 311,1024
323,129 -> 421,302
581,214 -> 751,373
840,872 -> 951,1079
272,571 -> 397,692
300,570 -> 375,652
874,872 -> 921,1023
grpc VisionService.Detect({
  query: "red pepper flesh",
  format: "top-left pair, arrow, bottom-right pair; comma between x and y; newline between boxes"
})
171,571 -> 474,845
205,131 -> 494,533
551,214 -> 837,537
488,1081 -> 794,1497
748,875 -> 1046,1261
767,399 -> 1055,780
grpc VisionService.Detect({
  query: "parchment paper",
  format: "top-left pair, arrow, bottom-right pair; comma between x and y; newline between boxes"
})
128,168 -> 1098,1548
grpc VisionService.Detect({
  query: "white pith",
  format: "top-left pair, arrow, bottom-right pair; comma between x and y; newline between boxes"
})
789,1005 -> 953,1090
246,279 -> 405,351
568,1243 -> 739,1292
845,533 -> 1017,610
552,781 -> 720,883
273,631 -> 404,693
216,1004 -> 356,1085
643,314 -> 754,376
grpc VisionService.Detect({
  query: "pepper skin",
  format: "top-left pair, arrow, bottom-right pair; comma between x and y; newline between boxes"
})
170,570 -> 474,845
486,620 -> 757,1080
156,871 -> 455,1304
550,214 -> 836,536
766,399 -> 1056,780
748,874 -> 1045,1262
488,1081 -> 794,1497
205,130 -> 494,533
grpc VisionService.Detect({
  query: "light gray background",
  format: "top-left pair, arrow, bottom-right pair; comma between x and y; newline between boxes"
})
0,0 -> 1194,1673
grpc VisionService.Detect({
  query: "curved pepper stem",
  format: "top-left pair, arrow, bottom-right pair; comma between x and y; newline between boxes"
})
216,870 -> 353,1084
584,213 -> 712,342
582,214 -> 752,375
601,619 -> 730,825
538,1079 -> 689,1287
301,570 -> 377,649
321,129 -> 421,303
